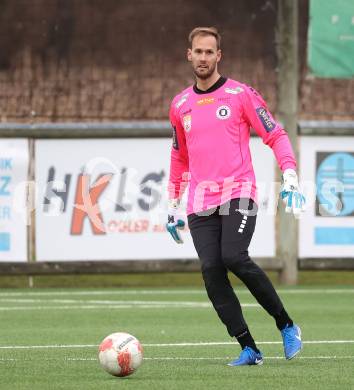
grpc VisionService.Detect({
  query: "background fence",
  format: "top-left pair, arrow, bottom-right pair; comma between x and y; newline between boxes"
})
0,0 -> 353,123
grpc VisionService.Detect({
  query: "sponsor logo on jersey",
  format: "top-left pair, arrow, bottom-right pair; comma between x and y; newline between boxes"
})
256,107 -> 275,132
172,125 -> 179,150
183,114 -> 192,132
175,93 -> 189,109
225,86 -> 244,95
175,98 -> 186,109
235,208 -> 250,216
182,108 -> 192,115
216,105 -> 231,120
218,96 -> 231,103
197,97 -> 215,106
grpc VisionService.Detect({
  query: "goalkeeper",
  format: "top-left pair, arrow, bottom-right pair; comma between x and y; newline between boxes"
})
166,27 -> 305,366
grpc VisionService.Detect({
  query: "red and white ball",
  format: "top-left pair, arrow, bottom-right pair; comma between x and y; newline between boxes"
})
98,332 -> 143,377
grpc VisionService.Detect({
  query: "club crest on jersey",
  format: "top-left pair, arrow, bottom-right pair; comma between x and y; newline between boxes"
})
183,114 -> 192,132
216,105 -> 231,120
256,107 -> 275,132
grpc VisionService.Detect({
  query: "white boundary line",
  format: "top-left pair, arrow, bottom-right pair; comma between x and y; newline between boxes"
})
0,299 -> 214,304
0,298 -> 256,306
1,356 -> 353,362
145,340 -> 354,347
0,340 -> 353,349
0,289 -> 353,297
144,356 -> 354,361
0,303 -> 258,311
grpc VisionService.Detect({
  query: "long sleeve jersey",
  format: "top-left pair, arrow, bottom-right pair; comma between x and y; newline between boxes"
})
168,76 -> 296,215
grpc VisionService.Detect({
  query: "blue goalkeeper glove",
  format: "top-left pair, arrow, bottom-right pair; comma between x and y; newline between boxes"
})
166,199 -> 185,244
280,169 -> 306,217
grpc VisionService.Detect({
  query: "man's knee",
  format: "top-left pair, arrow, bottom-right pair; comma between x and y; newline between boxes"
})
201,265 -> 228,295
201,264 -> 236,306
202,264 -> 227,285
221,249 -> 250,273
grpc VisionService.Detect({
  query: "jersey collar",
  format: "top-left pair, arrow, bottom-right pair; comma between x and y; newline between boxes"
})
193,76 -> 227,94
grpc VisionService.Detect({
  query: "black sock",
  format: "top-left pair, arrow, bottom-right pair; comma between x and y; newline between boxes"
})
235,328 -> 260,353
274,308 -> 294,331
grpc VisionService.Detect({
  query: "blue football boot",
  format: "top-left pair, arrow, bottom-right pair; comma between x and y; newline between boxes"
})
228,346 -> 264,366
281,324 -> 302,360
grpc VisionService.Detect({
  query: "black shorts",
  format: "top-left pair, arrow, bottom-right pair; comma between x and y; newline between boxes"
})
187,198 -> 258,271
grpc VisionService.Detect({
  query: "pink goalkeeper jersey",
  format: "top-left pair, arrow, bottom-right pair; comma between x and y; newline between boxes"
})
168,77 -> 296,215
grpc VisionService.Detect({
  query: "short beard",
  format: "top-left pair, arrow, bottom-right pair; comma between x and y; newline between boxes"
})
193,63 -> 217,80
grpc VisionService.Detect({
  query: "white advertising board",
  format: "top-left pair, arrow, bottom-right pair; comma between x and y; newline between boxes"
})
0,139 -> 28,262
35,138 -> 275,261
299,136 -> 354,258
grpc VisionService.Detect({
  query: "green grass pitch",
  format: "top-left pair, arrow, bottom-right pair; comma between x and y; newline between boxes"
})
0,286 -> 353,389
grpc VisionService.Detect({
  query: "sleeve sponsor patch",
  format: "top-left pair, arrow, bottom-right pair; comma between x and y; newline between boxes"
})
172,125 -> 179,150
249,87 -> 260,97
256,107 -> 275,132
175,93 -> 189,109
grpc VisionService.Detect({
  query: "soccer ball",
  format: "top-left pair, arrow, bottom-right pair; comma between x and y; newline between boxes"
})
98,332 -> 143,377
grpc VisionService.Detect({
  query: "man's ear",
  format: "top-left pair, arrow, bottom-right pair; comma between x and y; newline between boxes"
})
187,48 -> 192,62
217,49 -> 222,63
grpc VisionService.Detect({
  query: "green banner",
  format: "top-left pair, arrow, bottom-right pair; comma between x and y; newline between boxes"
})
308,0 -> 354,78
